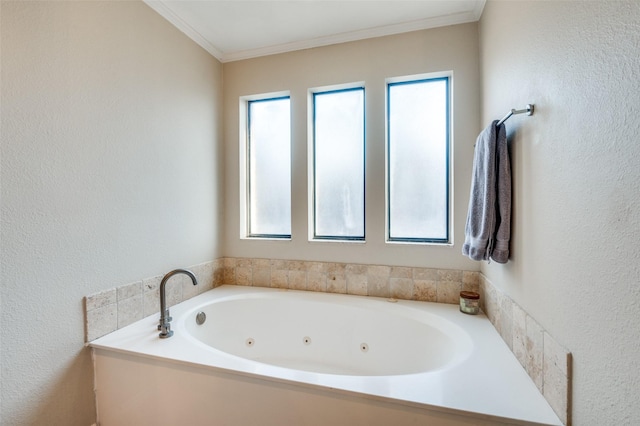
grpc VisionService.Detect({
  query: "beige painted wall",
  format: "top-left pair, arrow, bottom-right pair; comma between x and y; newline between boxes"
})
6,1 -> 639,424
0,1 -> 223,424
479,1 -> 640,423
223,23 -> 481,270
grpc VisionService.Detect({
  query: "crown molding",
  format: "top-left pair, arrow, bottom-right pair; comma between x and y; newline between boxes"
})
473,0 -> 487,21
144,1 -> 486,64
221,7 -> 484,63
143,0 -> 225,61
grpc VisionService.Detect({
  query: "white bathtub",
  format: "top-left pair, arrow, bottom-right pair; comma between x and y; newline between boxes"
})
90,285 -> 562,426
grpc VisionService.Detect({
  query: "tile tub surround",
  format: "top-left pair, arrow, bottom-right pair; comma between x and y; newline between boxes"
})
84,257 -> 570,424
221,257 -> 480,302
91,285 -> 563,426
85,260 -> 222,342
85,258 -> 478,342
479,274 -> 572,426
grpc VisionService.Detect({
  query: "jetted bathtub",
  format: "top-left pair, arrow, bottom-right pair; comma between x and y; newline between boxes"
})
90,285 -> 562,425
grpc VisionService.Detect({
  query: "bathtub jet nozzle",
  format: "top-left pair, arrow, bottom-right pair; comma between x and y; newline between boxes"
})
158,269 -> 198,338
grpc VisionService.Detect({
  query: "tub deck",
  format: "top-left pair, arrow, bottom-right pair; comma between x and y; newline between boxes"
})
90,285 -> 562,426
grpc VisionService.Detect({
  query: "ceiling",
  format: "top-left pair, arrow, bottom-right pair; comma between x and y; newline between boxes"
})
144,1 -> 486,63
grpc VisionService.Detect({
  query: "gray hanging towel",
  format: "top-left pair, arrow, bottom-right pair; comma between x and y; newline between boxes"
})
462,120 -> 511,263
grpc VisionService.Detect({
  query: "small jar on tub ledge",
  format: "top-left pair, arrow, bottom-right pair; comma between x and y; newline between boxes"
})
459,291 -> 480,315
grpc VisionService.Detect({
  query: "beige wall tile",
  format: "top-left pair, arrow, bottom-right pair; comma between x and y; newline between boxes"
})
346,263 -> 367,275
236,266 -> 252,286
367,278 -> 388,297
543,332 -> 572,426
462,271 -> 479,292
437,281 -> 461,304
478,274 -> 488,312
305,261 -> 325,273
270,259 -> 288,270
543,362 -> 570,426
325,263 -> 347,293
143,275 -> 161,293
413,280 -> 437,302
367,271 -> 389,298
86,288 -> 116,311
223,257 -> 237,268
413,267 -> 438,281
497,293 -> 514,350
367,265 -> 390,277
390,266 -> 412,279
288,270 -> 307,290
325,262 -> 346,275
194,261 -> 216,291
438,269 -> 463,283
86,303 -> 117,342
390,278 -> 413,300
143,288 -> 160,318
346,274 -> 367,295
326,275 -> 347,294
307,271 -> 327,292
117,294 -> 143,329
482,279 -> 498,324
117,281 -> 142,301
271,269 -> 288,289
512,303 -> 528,369
252,268 -> 271,287
544,331 -> 571,377
252,258 -> 271,269
211,260 -> 224,287
222,266 -> 236,284
525,314 -> 545,391
236,257 -> 252,268
286,260 -> 306,271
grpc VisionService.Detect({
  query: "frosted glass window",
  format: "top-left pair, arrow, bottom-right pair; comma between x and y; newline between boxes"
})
313,88 -> 365,240
387,78 -> 449,242
247,97 -> 291,237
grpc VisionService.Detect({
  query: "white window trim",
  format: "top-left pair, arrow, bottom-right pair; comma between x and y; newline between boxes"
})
307,81 -> 366,242
384,71 -> 454,246
239,90 -> 291,240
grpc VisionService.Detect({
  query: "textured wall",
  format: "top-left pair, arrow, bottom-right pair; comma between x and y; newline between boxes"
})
0,1 -> 223,424
479,1 -> 640,424
223,23 -> 482,270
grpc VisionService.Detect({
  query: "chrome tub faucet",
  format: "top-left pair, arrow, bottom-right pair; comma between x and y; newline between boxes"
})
158,269 -> 198,338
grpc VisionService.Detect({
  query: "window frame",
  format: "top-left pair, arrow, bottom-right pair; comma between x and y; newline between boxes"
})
385,74 -> 452,245
240,93 -> 292,240
309,85 -> 366,242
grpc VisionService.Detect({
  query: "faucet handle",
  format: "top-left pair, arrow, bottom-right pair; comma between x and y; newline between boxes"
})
159,323 -> 173,339
157,309 -> 172,330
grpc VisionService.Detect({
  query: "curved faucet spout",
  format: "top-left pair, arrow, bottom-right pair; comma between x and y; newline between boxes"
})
158,269 -> 198,338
